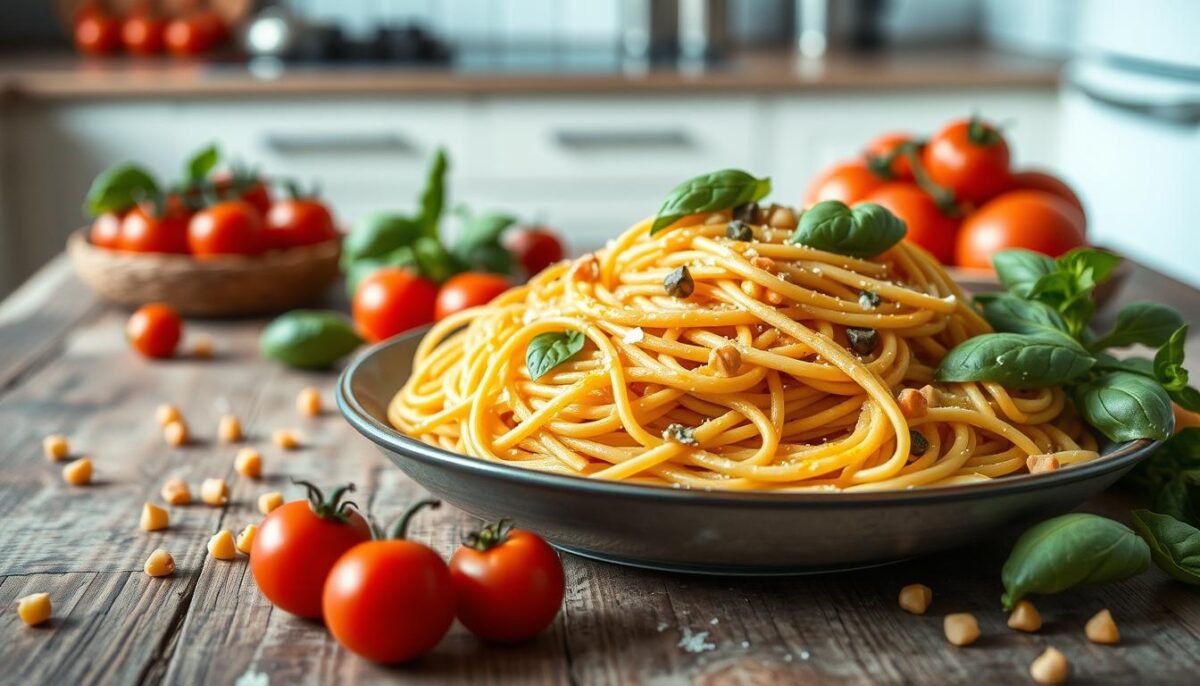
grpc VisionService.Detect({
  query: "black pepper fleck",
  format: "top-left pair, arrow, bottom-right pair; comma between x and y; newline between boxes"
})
662,423 -> 698,445
733,202 -> 762,224
664,266 -> 695,298
909,429 -> 929,456
846,327 -> 878,355
725,220 -> 754,242
858,290 -> 881,310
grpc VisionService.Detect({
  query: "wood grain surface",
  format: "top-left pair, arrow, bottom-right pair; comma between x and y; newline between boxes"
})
0,256 -> 1197,686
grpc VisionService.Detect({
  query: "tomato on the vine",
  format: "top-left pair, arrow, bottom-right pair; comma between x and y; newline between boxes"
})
434,272 -> 510,321
164,15 -> 216,56
121,15 -> 166,56
90,211 -> 124,249
212,171 -> 272,217
1006,170 -> 1086,225
955,190 -> 1086,269
503,227 -> 565,278
449,520 -> 564,644
265,198 -> 338,249
188,200 -> 267,257
74,12 -> 121,55
127,303 -> 183,359
863,132 -> 916,181
119,204 -> 190,254
804,161 -> 887,207
352,267 -> 439,342
323,500 -> 456,663
862,184 -> 960,265
922,117 -> 1011,204
250,481 -> 372,619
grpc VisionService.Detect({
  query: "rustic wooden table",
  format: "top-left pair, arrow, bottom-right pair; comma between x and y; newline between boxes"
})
1,256 -> 1198,686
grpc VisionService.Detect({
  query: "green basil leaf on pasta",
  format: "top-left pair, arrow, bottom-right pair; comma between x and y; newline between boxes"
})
526,330 -> 586,380
1093,303 -> 1184,351
1001,513 -> 1150,610
934,332 -> 1094,389
979,294 -> 1068,336
1131,510 -> 1200,585
651,169 -> 771,235
787,200 -> 906,258
1074,370 -> 1173,442
992,250 -> 1057,298
260,310 -> 364,369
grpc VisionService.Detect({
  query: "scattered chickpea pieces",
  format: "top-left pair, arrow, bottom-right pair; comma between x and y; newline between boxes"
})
708,345 -> 742,377
42,435 -> 70,461
140,502 -> 169,531
235,448 -> 263,479
16,592 -> 51,626
296,387 -> 322,417
200,478 -> 229,507
898,583 -> 932,615
272,429 -> 300,451
161,478 -> 191,505
1007,600 -> 1042,633
155,404 -> 182,427
1030,646 -> 1070,685
164,420 -> 189,447
62,457 -> 93,486
897,388 -> 928,419
766,205 -> 798,230
207,530 -> 237,560
1027,455 -> 1060,474
258,491 -> 284,515
943,613 -> 980,646
236,524 -> 257,554
144,548 -> 176,577
192,334 -> 214,359
1085,609 -> 1120,644
217,414 -> 243,444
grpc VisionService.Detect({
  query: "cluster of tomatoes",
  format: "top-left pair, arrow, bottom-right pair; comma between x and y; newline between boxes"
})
805,116 -> 1087,269
250,484 -> 565,663
73,3 -> 229,57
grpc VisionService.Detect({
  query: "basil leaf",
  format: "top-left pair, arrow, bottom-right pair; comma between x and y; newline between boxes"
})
185,143 -> 220,182
260,310 -> 364,369
1093,303 -> 1184,351
417,147 -> 448,239
1028,270 -> 1075,301
1153,325 -> 1190,392
452,210 -> 517,275
83,163 -> 160,217
1093,353 -> 1155,378
341,213 -> 423,271
1172,385 -> 1200,412
526,330 -> 585,380
344,246 -> 416,298
993,250 -> 1056,297
1074,370 -> 1173,442
979,293 -> 1068,336
1001,513 -> 1150,610
651,169 -> 770,235
1056,247 -> 1121,289
1131,510 -> 1200,585
934,332 -> 1094,389
1153,473 -> 1200,528
787,201 -> 906,258
412,236 -> 464,283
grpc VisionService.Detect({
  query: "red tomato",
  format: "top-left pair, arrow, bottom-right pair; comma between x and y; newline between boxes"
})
804,160 -> 887,207
118,205 -> 190,254
955,190 -> 1087,269
1006,170 -> 1086,225
922,117 -> 1011,204
250,482 -> 372,619
212,171 -> 272,217
74,13 -> 122,55
434,273 -> 510,321
164,16 -> 215,56
192,11 -> 229,45
188,200 -> 267,257
863,132 -> 916,180
265,199 -> 338,249
862,183 -> 960,265
503,227 -> 565,278
322,500 -> 456,663
449,521 -> 564,643
121,15 -> 166,55
126,303 -> 182,359
352,267 -> 439,342
90,212 -> 124,249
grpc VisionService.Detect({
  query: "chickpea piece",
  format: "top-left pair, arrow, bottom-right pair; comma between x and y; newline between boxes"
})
943,613 -> 979,646
155,404 -> 182,427
236,524 -> 257,554
200,478 -> 229,507
1085,609 -> 1119,644
272,430 -> 300,451
1007,600 -> 1042,633
144,548 -> 176,577
897,388 -> 928,419
207,530 -> 237,560
140,502 -> 169,531
161,478 -> 191,505
63,457 -> 93,486
1027,455 -> 1060,474
296,387 -> 322,417
1029,646 -> 1070,685
235,448 -> 263,479
192,334 -> 214,360
258,491 -> 284,515
16,593 -> 51,626
164,420 -> 189,447
217,414 -> 242,444
43,435 -> 70,461
708,345 -> 742,377
898,583 -> 932,615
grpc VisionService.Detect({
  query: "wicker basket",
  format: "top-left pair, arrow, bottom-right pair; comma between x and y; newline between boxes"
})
68,229 -> 342,317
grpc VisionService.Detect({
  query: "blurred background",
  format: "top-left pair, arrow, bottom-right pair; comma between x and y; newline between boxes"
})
0,0 -> 1196,298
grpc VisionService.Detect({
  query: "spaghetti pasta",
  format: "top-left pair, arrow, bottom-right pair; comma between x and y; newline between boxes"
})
390,210 -> 1099,492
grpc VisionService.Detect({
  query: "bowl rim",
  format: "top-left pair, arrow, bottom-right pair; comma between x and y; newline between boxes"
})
338,330 -> 1159,509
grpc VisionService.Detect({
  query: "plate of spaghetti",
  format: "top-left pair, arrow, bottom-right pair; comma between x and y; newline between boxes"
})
339,169 -> 1163,574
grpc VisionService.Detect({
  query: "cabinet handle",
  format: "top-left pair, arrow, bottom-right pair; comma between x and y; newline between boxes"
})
553,129 -> 693,150
1071,80 -> 1200,126
263,132 -> 418,155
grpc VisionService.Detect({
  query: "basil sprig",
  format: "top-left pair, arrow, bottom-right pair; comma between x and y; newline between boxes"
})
651,169 -> 770,235
787,200 -> 906,258
526,330 -> 585,380
1000,513 -> 1150,610
1131,510 -> 1200,585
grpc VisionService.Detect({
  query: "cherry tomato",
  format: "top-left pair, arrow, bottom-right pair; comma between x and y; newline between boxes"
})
449,520 -> 564,644
164,16 -> 215,56
250,482 -> 372,619
265,198 -> 338,249
74,13 -> 121,55
90,211 -> 124,249
212,171 -> 272,217
323,500 -> 456,664
922,117 -> 1011,204
191,11 -> 229,45
121,15 -> 166,56
862,183 -> 960,265
804,160 -> 887,207
1006,170 -> 1086,225
434,273 -> 510,321
863,132 -> 916,180
352,267 -> 439,342
188,200 -> 267,257
955,190 -> 1087,269
503,227 -> 565,278
118,205 -> 190,254
127,303 -> 182,359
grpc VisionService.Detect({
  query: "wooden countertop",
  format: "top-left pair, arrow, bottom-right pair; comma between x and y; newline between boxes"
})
0,254 -> 1198,684
0,47 -> 1061,100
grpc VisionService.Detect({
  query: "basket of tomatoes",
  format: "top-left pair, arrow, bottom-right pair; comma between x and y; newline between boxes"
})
68,145 -> 342,317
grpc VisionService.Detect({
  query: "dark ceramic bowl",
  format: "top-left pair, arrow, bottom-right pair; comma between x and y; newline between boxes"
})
338,331 -> 1157,575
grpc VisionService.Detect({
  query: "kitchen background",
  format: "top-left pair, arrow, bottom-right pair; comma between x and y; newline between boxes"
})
0,0 -> 1196,297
